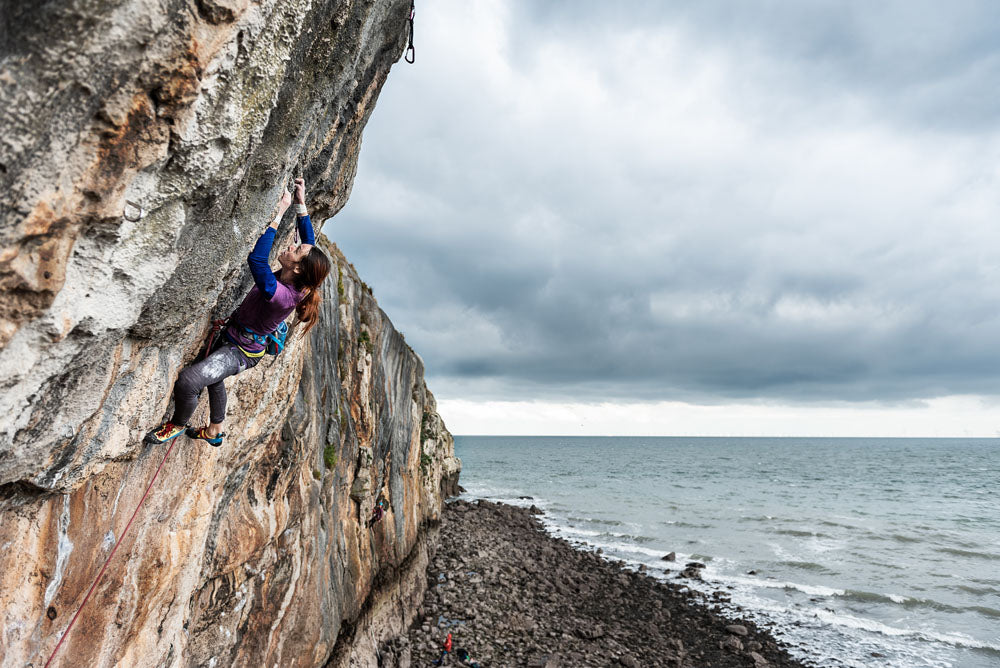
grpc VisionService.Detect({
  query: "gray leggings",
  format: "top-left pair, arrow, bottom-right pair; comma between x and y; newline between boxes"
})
171,337 -> 259,425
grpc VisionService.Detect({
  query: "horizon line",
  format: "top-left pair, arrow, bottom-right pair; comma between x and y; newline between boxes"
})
450,433 -> 1000,439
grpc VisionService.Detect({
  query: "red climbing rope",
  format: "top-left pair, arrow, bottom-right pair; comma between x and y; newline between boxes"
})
43,437 -> 180,668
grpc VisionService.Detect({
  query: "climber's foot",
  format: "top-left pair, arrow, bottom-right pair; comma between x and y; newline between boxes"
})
186,426 -> 225,447
145,421 -> 187,444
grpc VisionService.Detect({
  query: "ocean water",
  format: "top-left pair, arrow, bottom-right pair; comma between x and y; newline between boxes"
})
454,436 -> 1000,668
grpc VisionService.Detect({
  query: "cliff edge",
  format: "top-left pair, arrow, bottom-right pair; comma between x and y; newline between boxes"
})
0,1 -> 460,666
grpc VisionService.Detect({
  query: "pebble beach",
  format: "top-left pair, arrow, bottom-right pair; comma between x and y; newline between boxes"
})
379,499 -> 809,667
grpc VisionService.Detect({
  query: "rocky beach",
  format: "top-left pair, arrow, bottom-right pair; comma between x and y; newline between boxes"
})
379,499 -> 809,668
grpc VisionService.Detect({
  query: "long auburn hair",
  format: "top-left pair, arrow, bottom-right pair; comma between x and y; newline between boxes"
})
292,246 -> 332,333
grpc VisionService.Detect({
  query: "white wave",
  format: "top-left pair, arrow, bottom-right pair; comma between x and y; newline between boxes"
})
677,572 -> 1000,666
460,487 -> 554,510
708,571 -> 846,597
810,608 -> 1000,652
805,536 -> 847,554
551,525 -> 603,538
670,578 -> 967,667
556,524 -> 658,544
543,523 -> 676,560
767,541 -> 806,563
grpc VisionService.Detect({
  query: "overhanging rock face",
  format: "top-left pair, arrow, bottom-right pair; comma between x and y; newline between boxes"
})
0,1 -> 460,665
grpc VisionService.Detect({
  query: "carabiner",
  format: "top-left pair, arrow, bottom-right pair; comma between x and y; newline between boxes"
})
123,200 -> 144,222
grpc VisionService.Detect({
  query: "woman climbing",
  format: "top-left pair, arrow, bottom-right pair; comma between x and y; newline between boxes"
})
145,178 -> 332,446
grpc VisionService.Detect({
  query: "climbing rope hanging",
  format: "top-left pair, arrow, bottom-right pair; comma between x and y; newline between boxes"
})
43,438 -> 181,667
404,0 -> 415,64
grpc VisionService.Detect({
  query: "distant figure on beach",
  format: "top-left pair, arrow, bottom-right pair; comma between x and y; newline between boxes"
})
145,178 -> 331,447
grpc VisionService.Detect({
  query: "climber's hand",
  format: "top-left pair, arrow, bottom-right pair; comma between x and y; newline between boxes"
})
294,178 -> 306,205
278,188 -> 292,213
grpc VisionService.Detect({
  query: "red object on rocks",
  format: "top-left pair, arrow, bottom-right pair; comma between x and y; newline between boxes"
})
445,633 -> 452,653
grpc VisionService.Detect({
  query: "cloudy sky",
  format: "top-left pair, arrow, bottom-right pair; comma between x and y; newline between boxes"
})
330,1 -> 1000,436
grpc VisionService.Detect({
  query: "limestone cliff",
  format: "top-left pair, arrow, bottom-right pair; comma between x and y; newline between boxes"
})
0,1 -> 460,666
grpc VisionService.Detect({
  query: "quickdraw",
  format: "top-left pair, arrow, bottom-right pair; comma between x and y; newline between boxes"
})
404,0 -> 415,64
203,318 -> 228,359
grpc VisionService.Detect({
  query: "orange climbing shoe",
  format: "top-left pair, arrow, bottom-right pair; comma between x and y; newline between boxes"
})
144,421 -> 186,444
186,426 -> 225,447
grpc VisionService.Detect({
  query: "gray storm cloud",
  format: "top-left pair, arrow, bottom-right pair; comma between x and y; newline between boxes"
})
330,1 -> 1000,403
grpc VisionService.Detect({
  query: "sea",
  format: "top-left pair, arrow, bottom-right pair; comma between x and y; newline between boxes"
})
453,436 -> 1000,668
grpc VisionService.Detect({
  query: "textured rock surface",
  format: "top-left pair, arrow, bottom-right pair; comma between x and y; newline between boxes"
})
0,1 -> 460,666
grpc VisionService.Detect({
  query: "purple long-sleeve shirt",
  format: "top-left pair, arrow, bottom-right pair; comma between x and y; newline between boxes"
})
225,214 -> 314,353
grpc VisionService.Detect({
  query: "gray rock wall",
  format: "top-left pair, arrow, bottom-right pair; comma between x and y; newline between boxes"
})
0,1 -> 459,666
0,0 -> 410,490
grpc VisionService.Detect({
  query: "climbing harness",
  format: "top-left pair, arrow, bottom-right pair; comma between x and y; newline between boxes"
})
209,317 -> 285,359
123,200 -> 144,222
43,437 -> 181,667
404,0 -> 415,63
236,320 -> 288,356
203,318 -> 263,360
264,321 -> 288,355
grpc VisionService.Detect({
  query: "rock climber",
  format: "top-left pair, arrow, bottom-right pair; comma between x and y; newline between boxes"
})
145,178 -> 332,447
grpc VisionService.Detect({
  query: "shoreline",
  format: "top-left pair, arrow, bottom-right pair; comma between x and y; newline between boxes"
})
378,499 -> 810,667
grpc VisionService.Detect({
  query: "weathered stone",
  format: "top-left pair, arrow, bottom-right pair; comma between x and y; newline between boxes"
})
350,474 -> 370,501
726,623 -> 749,636
576,623 -> 605,640
0,1 -> 461,666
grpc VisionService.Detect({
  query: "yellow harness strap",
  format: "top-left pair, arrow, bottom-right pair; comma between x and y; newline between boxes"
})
236,344 -> 267,358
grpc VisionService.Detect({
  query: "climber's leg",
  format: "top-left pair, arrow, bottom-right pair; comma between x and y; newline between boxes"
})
172,345 -> 243,424
189,376 -> 233,446
185,344 -> 258,446
145,344 -> 244,445
144,421 -> 187,444
186,425 -> 225,447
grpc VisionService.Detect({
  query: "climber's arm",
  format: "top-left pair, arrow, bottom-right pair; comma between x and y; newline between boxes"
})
293,177 -> 315,250
247,229 -> 278,300
297,214 -> 315,248
247,189 -> 292,299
